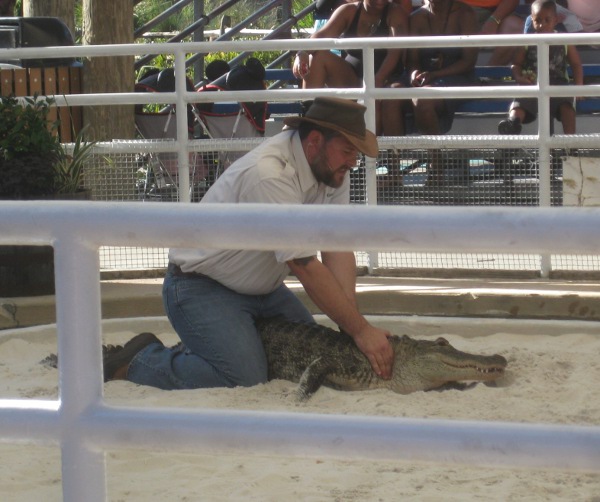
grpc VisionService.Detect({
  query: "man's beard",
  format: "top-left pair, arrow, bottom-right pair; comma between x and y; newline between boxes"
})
310,148 -> 340,188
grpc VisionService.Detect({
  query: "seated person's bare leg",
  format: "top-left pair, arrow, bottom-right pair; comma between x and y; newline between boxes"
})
488,15 -> 525,66
381,83 -> 407,136
303,51 -> 361,88
413,98 -> 444,185
559,103 -> 576,135
413,98 -> 442,135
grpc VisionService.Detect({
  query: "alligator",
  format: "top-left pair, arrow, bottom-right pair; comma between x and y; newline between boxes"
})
41,318 -> 507,401
257,318 -> 507,401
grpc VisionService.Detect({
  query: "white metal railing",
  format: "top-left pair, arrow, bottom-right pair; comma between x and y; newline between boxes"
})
2,35 -> 600,500
3,34 -> 600,205
2,202 -> 600,501
4,34 -> 600,276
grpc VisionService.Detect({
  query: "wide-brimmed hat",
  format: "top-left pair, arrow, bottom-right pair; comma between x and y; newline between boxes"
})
283,97 -> 378,157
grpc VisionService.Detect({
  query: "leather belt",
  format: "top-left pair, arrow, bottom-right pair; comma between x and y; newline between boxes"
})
167,262 -> 208,279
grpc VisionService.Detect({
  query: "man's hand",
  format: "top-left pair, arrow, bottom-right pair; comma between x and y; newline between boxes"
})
350,324 -> 394,379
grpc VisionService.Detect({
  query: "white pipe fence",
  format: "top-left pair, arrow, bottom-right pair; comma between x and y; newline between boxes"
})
2,35 -> 600,500
2,202 -> 600,501
6,33 -> 599,275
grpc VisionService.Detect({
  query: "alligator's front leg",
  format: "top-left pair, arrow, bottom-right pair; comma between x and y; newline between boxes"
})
295,357 -> 333,401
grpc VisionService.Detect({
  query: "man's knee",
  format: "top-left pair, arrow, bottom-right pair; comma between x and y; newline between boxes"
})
229,364 -> 268,387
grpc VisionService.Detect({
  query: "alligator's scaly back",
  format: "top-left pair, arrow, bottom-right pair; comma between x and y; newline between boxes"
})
256,318 -> 507,400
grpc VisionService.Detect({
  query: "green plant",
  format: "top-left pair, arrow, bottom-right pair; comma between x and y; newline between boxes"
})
0,95 -> 60,159
0,94 -> 96,198
0,95 -> 61,199
53,127 -> 98,194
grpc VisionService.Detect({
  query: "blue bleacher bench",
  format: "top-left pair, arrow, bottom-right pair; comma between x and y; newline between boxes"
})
209,65 -> 600,118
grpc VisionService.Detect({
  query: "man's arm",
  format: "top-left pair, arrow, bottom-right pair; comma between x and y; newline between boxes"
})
287,255 -> 393,378
321,250 -> 358,307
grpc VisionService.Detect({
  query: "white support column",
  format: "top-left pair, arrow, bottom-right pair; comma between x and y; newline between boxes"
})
537,42 -> 552,277
362,45 -> 379,271
175,50 -> 191,203
53,236 -> 106,502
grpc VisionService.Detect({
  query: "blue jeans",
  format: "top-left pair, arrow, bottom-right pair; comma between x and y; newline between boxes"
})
127,270 -> 314,390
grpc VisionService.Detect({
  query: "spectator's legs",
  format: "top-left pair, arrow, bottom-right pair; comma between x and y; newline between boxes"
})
413,97 -> 444,185
380,100 -> 406,136
413,97 -> 442,135
488,15 -> 525,66
303,51 -> 361,88
559,103 -> 576,134
498,106 -> 526,135
380,83 -> 407,136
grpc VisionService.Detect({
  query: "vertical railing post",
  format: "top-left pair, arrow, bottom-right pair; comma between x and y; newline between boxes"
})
175,49 -> 192,203
362,45 -> 378,271
53,236 -> 106,502
537,41 -> 552,277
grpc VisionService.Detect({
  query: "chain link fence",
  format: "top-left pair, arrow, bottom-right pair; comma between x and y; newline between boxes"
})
84,138 -> 600,277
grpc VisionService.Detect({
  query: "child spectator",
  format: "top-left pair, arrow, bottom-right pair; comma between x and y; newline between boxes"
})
522,0 -> 583,33
498,0 -> 583,135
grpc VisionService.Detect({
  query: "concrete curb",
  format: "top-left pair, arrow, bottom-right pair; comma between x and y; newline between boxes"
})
3,276 -> 600,329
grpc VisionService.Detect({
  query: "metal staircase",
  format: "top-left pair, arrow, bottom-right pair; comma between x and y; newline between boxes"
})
134,0 -> 316,86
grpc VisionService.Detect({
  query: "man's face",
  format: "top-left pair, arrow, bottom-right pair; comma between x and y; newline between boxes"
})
309,133 -> 359,189
531,6 -> 558,34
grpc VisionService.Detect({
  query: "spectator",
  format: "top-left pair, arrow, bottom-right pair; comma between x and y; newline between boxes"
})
522,0 -> 583,32
313,0 -> 412,30
562,0 -> 600,32
103,97 -> 395,389
382,0 -> 478,184
461,0 -> 525,65
498,0 -> 584,135
292,0 -> 409,135
314,0 -> 349,31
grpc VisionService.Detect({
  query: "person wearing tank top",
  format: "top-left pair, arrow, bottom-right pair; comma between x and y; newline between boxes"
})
292,0 -> 410,135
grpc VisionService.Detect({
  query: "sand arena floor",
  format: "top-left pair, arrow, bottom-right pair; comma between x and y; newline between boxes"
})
1,315 -> 600,501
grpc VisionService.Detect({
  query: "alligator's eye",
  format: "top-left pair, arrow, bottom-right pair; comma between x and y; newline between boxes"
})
434,337 -> 449,346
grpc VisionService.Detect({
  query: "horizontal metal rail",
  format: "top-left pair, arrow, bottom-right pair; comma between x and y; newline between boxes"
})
1,201 -> 600,502
2,33 -> 600,498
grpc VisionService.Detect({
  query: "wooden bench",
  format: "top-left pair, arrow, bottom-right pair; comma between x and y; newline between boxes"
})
0,65 -> 83,142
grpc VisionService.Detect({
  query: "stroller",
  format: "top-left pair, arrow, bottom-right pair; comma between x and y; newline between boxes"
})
195,57 -> 268,172
134,68 -> 208,201
134,59 -> 267,201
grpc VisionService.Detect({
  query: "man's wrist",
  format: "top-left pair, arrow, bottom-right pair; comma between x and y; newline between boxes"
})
296,50 -> 311,59
488,14 -> 501,26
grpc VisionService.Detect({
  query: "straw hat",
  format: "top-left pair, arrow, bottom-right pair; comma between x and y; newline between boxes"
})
283,97 -> 378,157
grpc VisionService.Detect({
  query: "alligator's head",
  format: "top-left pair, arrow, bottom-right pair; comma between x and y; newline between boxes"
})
389,335 -> 507,394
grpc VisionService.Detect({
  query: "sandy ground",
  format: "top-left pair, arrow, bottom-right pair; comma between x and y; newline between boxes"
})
1,316 -> 600,502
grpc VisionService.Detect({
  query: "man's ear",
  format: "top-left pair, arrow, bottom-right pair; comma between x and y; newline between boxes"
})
307,129 -> 324,147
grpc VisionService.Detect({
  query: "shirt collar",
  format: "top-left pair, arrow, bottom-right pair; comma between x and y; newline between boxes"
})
291,130 -> 319,193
